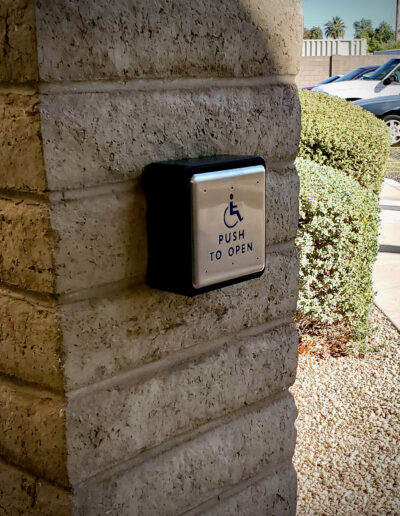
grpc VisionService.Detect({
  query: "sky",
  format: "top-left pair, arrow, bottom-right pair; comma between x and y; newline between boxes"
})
302,0 -> 396,38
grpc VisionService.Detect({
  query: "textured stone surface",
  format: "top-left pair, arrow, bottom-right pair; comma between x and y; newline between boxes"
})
49,173 -> 297,294
265,167 -> 299,245
72,394 -> 297,514
0,93 -> 46,192
35,0 -> 302,82
0,458 -> 71,516
61,244 -> 298,389
0,198 -> 55,293
0,0 -> 38,83
50,186 -> 147,294
67,323 -> 298,483
0,291 -> 63,391
40,85 -> 301,190
0,376 -> 67,486
202,463 -> 297,515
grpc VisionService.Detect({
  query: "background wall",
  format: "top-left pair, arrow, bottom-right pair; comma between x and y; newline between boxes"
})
0,1 -> 303,513
302,38 -> 367,57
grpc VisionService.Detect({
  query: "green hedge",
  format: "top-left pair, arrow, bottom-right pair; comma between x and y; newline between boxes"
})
296,158 -> 380,340
299,90 -> 390,194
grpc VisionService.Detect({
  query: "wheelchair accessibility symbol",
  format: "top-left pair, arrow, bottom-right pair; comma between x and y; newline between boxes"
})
223,194 -> 244,229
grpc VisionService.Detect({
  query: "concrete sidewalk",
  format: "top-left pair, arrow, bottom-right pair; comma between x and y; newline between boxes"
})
373,179 -> 400,331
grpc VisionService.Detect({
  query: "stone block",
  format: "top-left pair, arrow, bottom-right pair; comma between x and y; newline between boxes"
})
0,0 -> 38,83
0,198 -> 55,293
0,291 -> 63,391
40,85 -> 301,190
67,323 -> 297,483
35,0 -> 303,82
0,458 -> 71,516
50,185 -> 147,294
200,463 -> 297,515
0,93 -> 46,191
61,244 -> 298,389
72,394 -> 297,514
265,167 -> 299,245
0,376 -> 67,486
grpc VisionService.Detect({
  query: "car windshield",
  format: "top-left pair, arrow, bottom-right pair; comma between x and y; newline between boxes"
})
318,75 -> 340,85
336,67 -> 365,82
363,59 -> 400,80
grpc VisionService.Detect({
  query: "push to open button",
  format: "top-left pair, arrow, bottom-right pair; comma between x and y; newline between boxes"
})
143,155 -> 266,296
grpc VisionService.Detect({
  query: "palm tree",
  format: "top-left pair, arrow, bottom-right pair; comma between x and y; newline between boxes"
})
324,17 -> 346,39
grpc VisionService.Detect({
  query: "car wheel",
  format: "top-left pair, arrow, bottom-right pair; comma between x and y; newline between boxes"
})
383,115 -> 400,146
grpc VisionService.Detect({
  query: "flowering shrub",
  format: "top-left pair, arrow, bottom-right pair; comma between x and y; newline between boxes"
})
298,90 -> 390,194
296,158 -> 380,339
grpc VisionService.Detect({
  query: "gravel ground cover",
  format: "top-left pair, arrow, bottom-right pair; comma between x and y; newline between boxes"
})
291,308 -> 400,515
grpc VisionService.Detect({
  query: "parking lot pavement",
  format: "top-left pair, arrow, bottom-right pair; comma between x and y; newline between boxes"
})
373,178 -> 400,331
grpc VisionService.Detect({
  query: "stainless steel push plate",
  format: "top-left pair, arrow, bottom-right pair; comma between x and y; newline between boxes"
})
191,165 -> 266,289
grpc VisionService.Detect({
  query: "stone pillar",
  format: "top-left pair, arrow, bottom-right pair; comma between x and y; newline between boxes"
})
0,1 -> 302,514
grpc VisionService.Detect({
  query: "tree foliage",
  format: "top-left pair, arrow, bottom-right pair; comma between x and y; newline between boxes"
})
375,21 -> 394,42
324,16 -> 346,39
353,18 -> 395,52
354,18 -> 373,39
309,26 -> 323,39
304,26 -> 323,39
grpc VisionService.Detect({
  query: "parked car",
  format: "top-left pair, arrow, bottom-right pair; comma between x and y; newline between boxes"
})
301,75 -> 342,91
354,95 -> 400,145
312,58 -> 400,100
301,67 -> 378,91
333,65 -> 379,82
